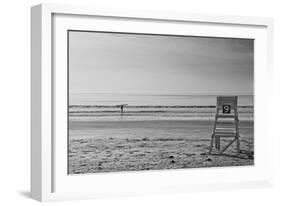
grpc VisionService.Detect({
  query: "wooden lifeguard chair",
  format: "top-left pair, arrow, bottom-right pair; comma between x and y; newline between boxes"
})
209,96 -> 240,155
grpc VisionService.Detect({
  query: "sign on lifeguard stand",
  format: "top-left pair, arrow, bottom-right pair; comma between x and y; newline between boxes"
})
209,96 -> 240,155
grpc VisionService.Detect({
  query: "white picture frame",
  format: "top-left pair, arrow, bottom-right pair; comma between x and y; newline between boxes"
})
31,3 -> 274,202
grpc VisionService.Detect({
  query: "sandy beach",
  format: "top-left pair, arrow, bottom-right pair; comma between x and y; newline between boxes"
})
68,119 -> 254,174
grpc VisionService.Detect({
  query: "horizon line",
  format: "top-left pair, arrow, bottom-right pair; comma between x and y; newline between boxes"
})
69,91 -> 254,96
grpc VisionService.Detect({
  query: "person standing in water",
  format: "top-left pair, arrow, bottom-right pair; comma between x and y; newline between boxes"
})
119,104 -> 127,115
120,105 -> 124,114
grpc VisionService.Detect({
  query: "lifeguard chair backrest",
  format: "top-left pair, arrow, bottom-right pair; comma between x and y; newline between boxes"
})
217,96 -> 238,111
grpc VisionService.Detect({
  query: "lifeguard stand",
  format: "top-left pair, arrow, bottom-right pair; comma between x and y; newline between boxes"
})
209,96 -> 240,155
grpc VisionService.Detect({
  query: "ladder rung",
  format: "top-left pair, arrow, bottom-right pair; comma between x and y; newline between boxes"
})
217,115 -> 236,118
215,128 -> 236,133
213,133 -> 237,137
216,121 -> 235,125
215,132 -> 236,135
216,123 -> 235,128
215,127 -> 235,130
215,131 -> 236,134
216,126 -> 235,129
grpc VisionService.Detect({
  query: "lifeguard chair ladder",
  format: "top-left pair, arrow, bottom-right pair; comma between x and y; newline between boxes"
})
209,96 -> 240,155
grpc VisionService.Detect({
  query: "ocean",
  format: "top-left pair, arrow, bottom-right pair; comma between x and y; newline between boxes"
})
69,93 -> 254,121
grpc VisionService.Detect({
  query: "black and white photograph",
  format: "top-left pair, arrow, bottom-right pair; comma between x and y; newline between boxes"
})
67,31 -> 254,174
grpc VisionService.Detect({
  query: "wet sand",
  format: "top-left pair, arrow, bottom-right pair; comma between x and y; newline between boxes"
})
68,120 -> 254,174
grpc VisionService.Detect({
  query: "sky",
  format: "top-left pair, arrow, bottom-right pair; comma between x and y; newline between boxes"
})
69,31 -> 254,95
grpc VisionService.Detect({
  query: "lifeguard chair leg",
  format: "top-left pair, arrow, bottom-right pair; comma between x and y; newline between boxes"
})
215,136 -> 220,151
209,134 -> 215,154
236,135 -> 240,154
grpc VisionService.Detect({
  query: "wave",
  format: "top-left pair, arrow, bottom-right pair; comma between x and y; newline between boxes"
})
68,104 -> 253,122
69,110 -> 253,114
69,105 -> 254,109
